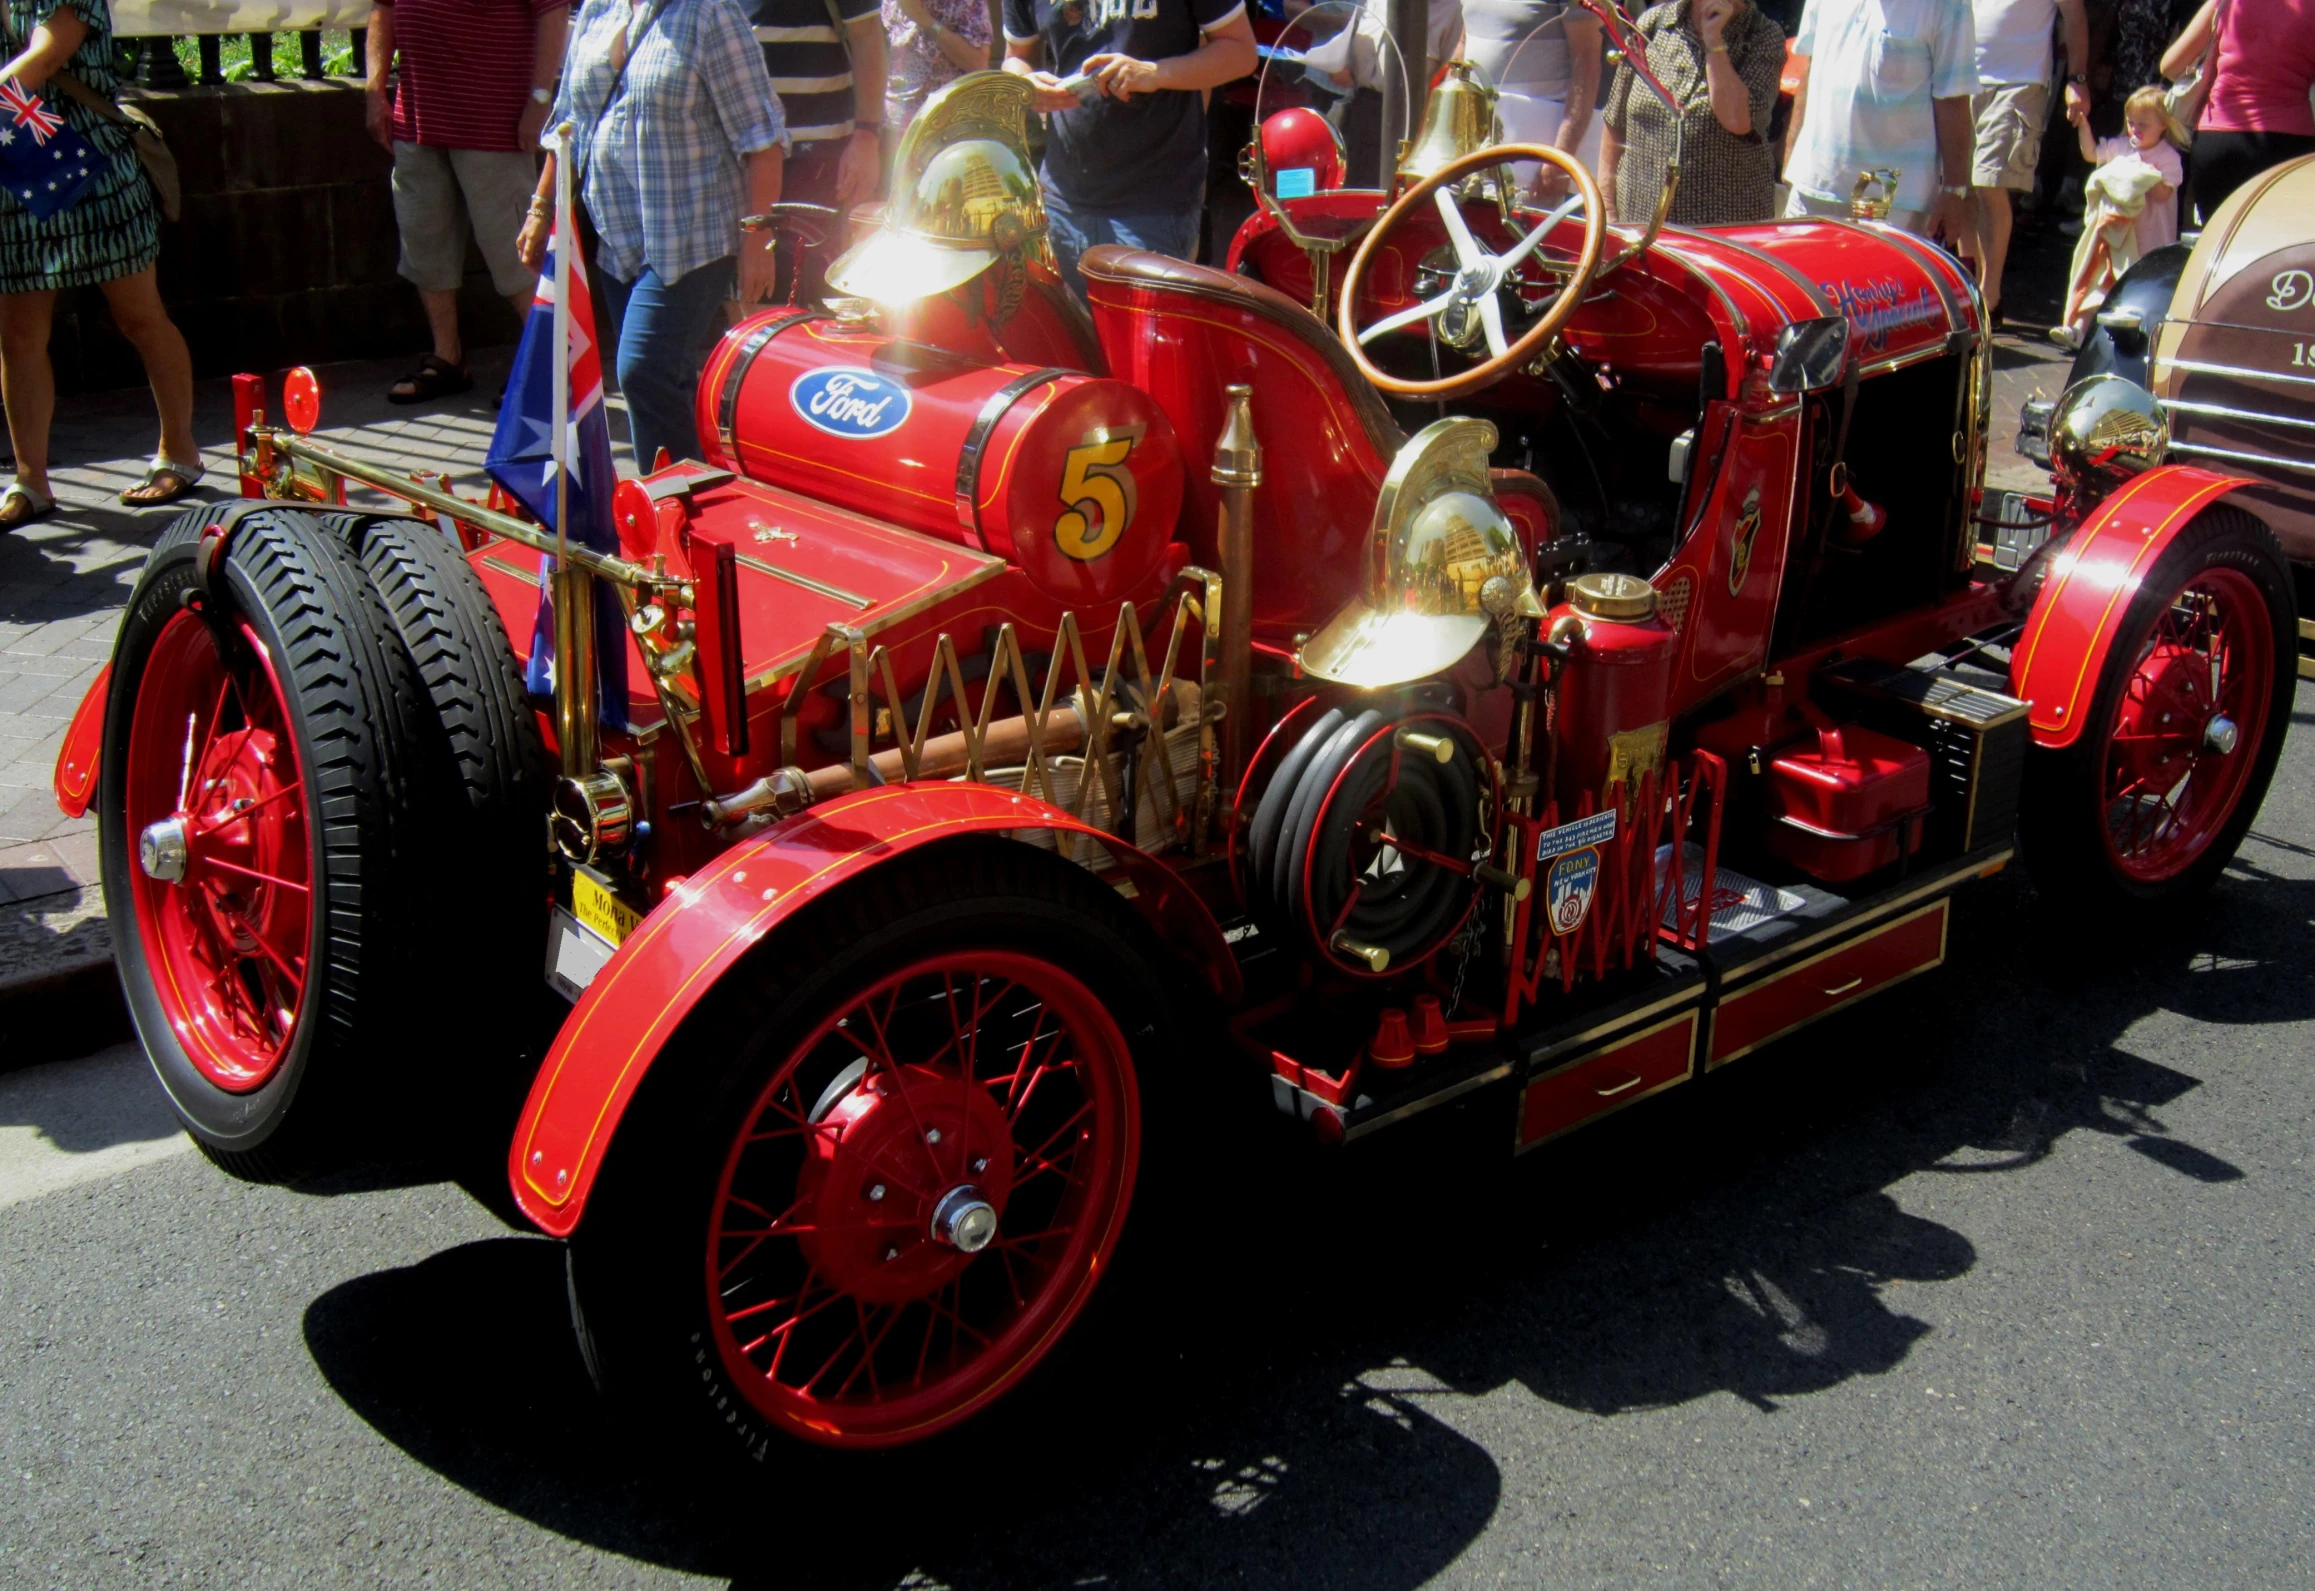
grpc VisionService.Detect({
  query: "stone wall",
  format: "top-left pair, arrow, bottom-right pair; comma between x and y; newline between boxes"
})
53,80 -> 521,395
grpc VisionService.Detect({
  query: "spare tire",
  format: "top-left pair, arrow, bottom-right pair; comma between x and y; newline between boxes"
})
319,511 -> 552,1085
100,504 -> 433,1181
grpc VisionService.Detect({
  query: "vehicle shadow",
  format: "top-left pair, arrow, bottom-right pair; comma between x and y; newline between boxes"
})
300,858 -> 2315,1590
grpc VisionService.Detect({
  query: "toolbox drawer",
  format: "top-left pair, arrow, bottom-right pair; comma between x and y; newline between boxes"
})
1518,1010 -> 1698,1149
1708,898 -> 1949,1068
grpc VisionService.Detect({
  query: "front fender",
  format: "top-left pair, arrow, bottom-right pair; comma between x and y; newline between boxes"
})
52,663 -> 109,819
508,782 -> 1237,1237
2010,465 -> 2251,749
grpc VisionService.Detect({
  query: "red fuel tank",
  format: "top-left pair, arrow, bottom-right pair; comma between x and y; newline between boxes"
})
1550,573 -> 1679,803
697,311 -> 1185,611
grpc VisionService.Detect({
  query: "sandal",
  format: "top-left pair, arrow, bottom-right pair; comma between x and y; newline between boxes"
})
0,480 -> 53,529
388,353 -> 474,406
118,454 -> 206,507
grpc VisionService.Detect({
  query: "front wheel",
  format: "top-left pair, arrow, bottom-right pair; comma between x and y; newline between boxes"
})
2020,505 -> 2295,909
569,841 -> 1166,1457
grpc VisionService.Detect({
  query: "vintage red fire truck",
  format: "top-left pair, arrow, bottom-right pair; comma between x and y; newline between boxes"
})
50,4 -> 2295,1459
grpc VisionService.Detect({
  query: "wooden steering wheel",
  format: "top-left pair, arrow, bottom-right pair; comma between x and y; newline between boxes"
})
1336,143 -> 1606,401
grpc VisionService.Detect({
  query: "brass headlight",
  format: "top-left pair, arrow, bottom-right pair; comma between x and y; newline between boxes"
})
2047,374 -> 2169,499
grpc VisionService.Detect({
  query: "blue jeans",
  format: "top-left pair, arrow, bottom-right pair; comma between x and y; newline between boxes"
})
1042,187 -> 1203,303
598,257 -> 732,470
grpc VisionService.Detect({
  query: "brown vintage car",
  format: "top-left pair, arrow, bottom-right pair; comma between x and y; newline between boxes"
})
2022,153 -> 2315,671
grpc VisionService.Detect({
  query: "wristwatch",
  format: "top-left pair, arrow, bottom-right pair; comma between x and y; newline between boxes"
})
529,87 -> 552,105
1939,182 -> 1970,197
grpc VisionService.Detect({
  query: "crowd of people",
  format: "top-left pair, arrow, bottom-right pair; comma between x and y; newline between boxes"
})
0,0 -> 2310,505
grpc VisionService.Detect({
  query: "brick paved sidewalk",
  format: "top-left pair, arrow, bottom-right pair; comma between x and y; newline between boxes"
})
0,349 -> 552,993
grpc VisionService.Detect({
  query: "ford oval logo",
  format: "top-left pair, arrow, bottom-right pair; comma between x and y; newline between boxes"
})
789,366 -> 911,439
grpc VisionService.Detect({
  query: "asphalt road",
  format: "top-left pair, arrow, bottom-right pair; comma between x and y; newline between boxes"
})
3,681 -> 2311,1590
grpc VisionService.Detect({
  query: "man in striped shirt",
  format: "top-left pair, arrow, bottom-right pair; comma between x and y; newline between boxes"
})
367,0 -> 570,403
748,0 -> 888,210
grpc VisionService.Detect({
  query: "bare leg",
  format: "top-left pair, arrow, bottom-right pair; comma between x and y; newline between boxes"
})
1973,185 -> 2014,320
97,268 -> 197,472
0,288 -> 58,502
421,287 -> 464,366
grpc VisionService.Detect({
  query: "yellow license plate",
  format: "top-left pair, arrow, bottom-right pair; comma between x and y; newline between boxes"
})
573,866 -> 643,946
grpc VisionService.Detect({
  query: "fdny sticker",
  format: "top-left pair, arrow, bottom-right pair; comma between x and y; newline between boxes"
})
1535,807 -> 1616,861
1546,847 -> 1601,936
790,366 -> 911,439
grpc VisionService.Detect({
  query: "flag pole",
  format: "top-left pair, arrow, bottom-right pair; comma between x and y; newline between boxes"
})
548,121 -> 599,778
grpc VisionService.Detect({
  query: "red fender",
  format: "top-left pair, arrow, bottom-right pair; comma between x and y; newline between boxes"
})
508,781 -> 1239,1236
52,663 -> 109,819
2010,465 -> 2254,750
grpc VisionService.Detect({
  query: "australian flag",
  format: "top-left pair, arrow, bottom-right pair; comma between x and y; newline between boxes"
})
0,79 -> 102,221
485,232 -> 629,731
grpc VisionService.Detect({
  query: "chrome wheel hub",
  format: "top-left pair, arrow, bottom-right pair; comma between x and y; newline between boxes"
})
139,816 -> 189,883
2204,714 -> 2240,755
930,1185 -> 998,1253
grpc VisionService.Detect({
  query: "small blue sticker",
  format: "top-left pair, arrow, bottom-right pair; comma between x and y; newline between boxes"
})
1536,807 -> 1617,860
789,365 -> 911,440
1274,166 -> 1317,199
1546,847 -> 1601,936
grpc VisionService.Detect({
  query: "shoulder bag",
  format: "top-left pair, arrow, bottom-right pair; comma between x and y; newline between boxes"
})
49,70 -> 180,222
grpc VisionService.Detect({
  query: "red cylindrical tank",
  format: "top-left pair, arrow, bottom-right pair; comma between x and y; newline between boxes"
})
1550,573 -> 1678,803
696,311 -> 1186,610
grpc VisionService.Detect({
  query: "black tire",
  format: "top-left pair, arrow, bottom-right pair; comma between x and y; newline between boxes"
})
318,511 -> 553,1082
100,504 -> 434,1181
2019,505 -> 2295,910
566,837 -> 1179,1463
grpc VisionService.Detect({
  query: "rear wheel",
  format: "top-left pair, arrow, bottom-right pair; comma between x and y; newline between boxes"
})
101,505 -> 431,1179
2021,506 -> 2295,908
569,841 -> 1166,1457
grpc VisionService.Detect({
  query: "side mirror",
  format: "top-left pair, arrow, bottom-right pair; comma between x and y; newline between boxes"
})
1768,316 -> 1848,394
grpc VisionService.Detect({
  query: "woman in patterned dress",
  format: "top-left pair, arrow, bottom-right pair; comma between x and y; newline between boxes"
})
882,0 -> 994,143
1598,0 -> 1786,226
0,0 -> 197,528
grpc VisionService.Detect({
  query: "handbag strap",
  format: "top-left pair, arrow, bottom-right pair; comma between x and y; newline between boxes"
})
46,69 -> 126,122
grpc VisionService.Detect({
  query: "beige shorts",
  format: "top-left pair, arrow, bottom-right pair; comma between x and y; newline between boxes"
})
391,142 -> 539,298
1971,82 -> 2049,191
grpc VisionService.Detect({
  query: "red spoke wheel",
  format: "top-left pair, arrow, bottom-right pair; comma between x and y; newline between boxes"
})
100,504 -> 434,1180
2021,506 -> 2295,908
570,842 -> 1171,1458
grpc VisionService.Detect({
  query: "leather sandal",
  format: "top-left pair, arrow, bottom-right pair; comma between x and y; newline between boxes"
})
388,353 -> 475,405
119,454 -> 206,507
0,480 -> 55,529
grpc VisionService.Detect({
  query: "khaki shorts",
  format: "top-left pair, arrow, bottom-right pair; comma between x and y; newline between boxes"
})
391,142 -> 539,297
1971,82 -> 2049,191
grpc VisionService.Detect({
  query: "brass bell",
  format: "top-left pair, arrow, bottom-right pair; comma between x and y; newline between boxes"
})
1398,60 -> 1502,185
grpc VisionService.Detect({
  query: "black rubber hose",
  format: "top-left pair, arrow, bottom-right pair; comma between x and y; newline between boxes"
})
1272,709 -> 1387,910
1247,705 -> 1343,890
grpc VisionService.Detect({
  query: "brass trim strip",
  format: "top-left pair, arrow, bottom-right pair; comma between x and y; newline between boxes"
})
2158,356 -> 2315,391
482,554 -> 536,583
741,557 -> 1008,692
1709,898 -> 1949,1070
2166,439 -> 2315,476
1513,1009 -> 1700,1153
734,552 -> 871,609
1525,979 -> 1707,1070
1342,1061 -> 1516,1143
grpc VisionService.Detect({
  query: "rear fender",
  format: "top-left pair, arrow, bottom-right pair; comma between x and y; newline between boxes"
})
52,663 -> 109,819
508,782 -> 1237,1237
2010,465 -> 2253,750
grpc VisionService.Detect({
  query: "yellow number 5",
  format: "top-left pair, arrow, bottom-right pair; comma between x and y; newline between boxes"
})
1055,434 -> 1137,562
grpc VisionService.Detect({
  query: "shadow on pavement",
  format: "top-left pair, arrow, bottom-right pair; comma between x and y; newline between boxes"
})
301,855 -> 2315,1589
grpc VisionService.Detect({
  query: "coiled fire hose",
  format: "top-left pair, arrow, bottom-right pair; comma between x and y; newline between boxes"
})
1246,707 -> 1482,973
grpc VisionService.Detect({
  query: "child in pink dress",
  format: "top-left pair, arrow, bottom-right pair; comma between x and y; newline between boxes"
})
2053,86 -> 2188,348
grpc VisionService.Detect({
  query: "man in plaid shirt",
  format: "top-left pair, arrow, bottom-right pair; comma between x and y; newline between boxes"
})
526,0 -> 788,466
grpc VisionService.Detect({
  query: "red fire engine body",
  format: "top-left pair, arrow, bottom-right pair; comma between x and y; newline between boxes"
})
50,18 -> 2295,1461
